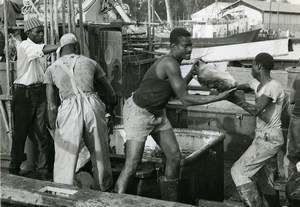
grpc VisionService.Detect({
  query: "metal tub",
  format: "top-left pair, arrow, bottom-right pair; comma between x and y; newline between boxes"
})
109,127 -> 225,205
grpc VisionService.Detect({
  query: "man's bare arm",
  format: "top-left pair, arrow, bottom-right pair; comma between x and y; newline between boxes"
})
43,45 -> 59,55
229,92 -> 272,122
46,84 -> 58,129
165,61 -> 235,106
236,83 -> 253,93
95,76 -> 118,111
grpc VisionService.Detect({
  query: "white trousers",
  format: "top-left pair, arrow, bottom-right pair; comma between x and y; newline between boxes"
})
231,129 -> 283,187
53,93 -> 113,191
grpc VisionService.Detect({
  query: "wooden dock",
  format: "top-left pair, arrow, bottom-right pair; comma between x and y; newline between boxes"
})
1,173 -> 195,207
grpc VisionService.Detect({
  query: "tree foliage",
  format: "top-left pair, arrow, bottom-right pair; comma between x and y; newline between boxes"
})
122,0 -> 236,22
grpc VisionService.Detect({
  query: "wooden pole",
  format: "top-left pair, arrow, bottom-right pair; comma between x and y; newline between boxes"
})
49,0 -> 55,62
147,0 -> 151,51
54,0 -> 59,42
268,1 -> 272,31
44,0 -> 48,44
3,0 -> 10,97
70,0 -> 76,34
62,0 -> 66,34
44,0 -> 48,70
67,0 -> 72,33
165,0 -> 173,29
3,0 -> 12,141
78,0 -> 84,55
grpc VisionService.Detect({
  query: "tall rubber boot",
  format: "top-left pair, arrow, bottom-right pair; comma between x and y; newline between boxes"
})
262,192 -> 280,207
159,176 -> 179,202
237,182 -> 262,207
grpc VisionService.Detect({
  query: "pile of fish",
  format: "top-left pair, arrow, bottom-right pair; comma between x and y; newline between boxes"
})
196,60 -> 237,92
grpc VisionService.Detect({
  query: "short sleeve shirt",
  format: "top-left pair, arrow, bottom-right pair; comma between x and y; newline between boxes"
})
44,54 -> 106,100
14,38 -> 45,85
249,79 -> 284,130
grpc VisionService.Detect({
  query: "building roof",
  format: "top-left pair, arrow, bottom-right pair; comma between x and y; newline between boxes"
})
191,2 -> 232,21
223,0 -> 300,14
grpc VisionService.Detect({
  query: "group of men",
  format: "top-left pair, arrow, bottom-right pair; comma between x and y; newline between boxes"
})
8,17 -> 300,206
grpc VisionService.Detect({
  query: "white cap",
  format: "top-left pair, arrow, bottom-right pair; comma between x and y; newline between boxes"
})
56,33 -> 78,58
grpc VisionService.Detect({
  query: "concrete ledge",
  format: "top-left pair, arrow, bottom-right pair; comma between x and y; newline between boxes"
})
1,173 -> 195,207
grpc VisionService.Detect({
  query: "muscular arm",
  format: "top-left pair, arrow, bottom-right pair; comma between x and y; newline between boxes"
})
46,84 -> 58,129
165,61 -> 232,106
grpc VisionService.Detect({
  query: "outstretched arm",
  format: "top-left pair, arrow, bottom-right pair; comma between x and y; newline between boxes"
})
166,61 -> 235,106
236,83 -> 253,93
46,84 -> 58,129
228,90 -> 272,122
43,44 -> 60,55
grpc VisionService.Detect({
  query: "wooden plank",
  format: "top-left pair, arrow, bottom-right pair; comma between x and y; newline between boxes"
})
1,173 -> 194,207
198,199 -> 244,207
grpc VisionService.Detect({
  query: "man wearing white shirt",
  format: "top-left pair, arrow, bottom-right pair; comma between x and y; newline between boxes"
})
228,53 -> 284,207
9,17 -> 59,179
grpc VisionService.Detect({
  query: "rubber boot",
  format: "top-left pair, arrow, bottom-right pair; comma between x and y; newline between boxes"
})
262,193 -> 280,207
237,182 -> 262,207
159,176 -> 179,202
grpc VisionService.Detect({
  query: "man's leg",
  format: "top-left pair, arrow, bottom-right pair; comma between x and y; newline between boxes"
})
29,94 -> 48,178
231,130 -> 283,207
114,140 -> 145,193
82,95 -> 113,191
152,128 -> 181,180
257,157 -> 280,207
53,100 -> 83,185
9,87 -> 34,175
152,128 -> 181,201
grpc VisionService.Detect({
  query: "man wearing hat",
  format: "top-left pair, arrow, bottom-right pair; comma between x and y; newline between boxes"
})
9,17 -> 59,179
44,33 -> 116,191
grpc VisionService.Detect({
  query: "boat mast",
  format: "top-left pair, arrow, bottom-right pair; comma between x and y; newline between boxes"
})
165,0 -> 173,28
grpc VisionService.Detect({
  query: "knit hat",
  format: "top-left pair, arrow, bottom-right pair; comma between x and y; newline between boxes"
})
24,17 -> 43,32
56,33 -> 78,58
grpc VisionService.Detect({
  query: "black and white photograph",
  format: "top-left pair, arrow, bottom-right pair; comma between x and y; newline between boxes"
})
0,0 -> 300,206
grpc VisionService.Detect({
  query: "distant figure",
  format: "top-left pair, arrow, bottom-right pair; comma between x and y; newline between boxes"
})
114,28 -> 235,201
9,18 -> 59,179
44,33 -> 116,191
229,53 -> 284,207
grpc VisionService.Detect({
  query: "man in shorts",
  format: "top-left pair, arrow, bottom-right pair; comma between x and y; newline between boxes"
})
115,28 -> 235,201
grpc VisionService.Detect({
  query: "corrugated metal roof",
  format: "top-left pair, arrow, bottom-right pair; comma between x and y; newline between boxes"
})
223,0 -> 300,14
192,2 -> 232,16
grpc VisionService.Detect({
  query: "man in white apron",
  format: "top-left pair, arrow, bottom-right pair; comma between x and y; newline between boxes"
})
44,33 -> 116,191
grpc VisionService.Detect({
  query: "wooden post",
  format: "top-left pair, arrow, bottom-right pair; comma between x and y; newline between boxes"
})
147,0 -> 151,51
62,0 -> 66,34
3,0 -> 12,141
49,0 -> 55,62
70,0 -> 76,34
54,0 -> 59,42
268,1 -> 272,31
44,0 -> 48,70
3,0 -> 10,97
67,0 -> 72,33
165,0 -> 173,29
78,0 -> 84,55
